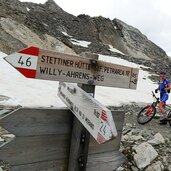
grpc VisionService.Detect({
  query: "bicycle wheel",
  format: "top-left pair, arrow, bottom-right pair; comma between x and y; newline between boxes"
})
137,105 -> 156,124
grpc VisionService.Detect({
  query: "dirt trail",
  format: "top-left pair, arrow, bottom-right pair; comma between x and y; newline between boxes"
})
126,108 -> 171,140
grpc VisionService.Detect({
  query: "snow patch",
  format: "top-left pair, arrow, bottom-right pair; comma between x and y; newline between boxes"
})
70,38 -> 91,47
26,7 -> 30,11
109,45 -> 125,55
0,51 -> 165,108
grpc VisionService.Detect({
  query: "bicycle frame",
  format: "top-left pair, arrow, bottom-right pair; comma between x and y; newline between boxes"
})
144,92 -> 159,116
150,91 -> 171,114
151,91 -> 160,107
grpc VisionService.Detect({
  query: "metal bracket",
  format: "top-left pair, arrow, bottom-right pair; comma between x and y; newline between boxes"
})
90,59 -> 97,69
80,133 -> 86,143
77,133 -> 87,169
78,155 -> 85,168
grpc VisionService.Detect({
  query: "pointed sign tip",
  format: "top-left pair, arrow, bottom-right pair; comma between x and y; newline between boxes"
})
3,56 -> 6,61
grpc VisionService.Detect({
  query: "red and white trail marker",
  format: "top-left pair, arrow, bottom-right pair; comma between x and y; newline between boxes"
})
4,47 -> 39,78
4,46 -> 139,89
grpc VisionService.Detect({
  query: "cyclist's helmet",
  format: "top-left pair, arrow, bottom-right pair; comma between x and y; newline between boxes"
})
160,71 -> 166,75
160,71 -> 167,79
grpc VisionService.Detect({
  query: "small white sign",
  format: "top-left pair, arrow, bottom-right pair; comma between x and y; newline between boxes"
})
58,82 -> 117,144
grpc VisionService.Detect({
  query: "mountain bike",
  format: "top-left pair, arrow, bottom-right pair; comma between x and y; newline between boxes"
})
137,91 -> 171,126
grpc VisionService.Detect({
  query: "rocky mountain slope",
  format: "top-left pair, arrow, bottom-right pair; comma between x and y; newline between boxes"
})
0,0 -> 171,78
113,104 -> 171,171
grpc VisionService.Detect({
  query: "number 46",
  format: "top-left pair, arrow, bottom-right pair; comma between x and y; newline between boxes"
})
18,56 -> 32,67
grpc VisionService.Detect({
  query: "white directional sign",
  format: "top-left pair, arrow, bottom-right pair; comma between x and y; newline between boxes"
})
58,82 -> 117,144
4,46 -> 139,89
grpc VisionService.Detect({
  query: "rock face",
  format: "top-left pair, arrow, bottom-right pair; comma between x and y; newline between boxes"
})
0,0 -> 171,77
148,133 -> 165,145
0,0 -> 169,58
114,104 -> 171,171
145,161 -> 164,171
0,17 -> 75,55
112,19 -> 167,60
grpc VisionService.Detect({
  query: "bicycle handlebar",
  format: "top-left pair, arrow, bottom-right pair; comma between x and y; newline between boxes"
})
152,91 -> 160,101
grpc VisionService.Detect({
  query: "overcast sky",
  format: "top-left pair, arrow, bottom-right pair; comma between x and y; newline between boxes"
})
20,0 -> 171,56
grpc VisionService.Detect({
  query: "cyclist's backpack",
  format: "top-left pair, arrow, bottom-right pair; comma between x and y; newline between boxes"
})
163,80 -> 170,93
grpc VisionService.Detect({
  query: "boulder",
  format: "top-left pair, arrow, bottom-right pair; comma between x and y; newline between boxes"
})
148,133 -> 165,145
168,164 -> 171,171
133,142 -> 158,169
145,161 -> 164,171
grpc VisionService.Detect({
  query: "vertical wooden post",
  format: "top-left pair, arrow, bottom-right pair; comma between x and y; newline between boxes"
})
68,53 -> 98,171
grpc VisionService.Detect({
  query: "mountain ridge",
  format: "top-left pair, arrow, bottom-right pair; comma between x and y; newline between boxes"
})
0,0 -> 171,77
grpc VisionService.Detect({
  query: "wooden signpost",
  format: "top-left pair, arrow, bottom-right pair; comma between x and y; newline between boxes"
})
1,47 -> 140,171
67,53 -> 98,171
4,46 -> 139,89
58,82 -> 117,144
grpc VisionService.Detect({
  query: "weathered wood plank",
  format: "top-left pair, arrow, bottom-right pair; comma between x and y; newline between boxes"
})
0,108 -> 73,136
87,151 -> 125,171
89,131 -> 122,154
0,135 -> 70,165
0,108 -> 125,170
11,160 -> 67,171
0,109 -> 124,138
11,151 -> 125,171
111,111 -> 125,131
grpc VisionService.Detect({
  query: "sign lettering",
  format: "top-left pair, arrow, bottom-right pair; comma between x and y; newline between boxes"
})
4,46 -> 139,89
58,82 -> 117,144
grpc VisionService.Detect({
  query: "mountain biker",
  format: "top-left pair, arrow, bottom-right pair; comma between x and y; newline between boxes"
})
155,71 -> 171,124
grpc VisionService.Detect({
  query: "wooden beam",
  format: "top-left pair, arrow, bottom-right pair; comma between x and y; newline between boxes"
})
0,135 -> 70,166
68,53 -> 98,171
11,160 -> 68,171
0,108 -> 73,136
87,151 -> 126,171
